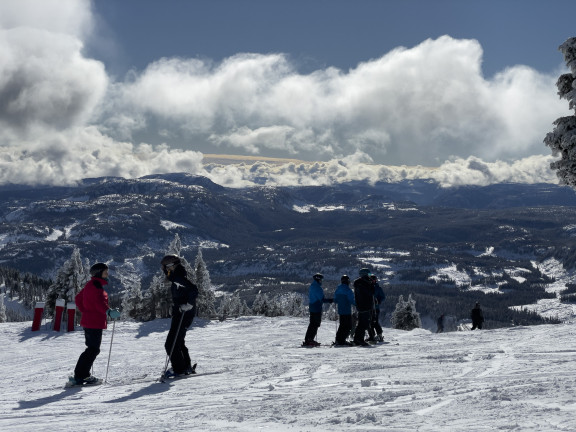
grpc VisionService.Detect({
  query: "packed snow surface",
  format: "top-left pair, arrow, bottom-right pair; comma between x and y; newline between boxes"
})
2,316 -> 576,431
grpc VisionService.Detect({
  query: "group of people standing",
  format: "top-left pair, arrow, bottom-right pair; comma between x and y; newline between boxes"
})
303,269 -> 487,347
69,255 -> 198,386
303,268 -> 386,347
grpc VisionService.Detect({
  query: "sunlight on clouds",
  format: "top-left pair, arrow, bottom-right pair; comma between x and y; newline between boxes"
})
203,154 -> 558,189
106,36 -> 567,165
0,0 -> 566,187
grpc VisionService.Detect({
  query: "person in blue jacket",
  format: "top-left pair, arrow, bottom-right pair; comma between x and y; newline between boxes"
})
334,275 -> 356,346
367,274 -> 385,342
302,273 -> 333,347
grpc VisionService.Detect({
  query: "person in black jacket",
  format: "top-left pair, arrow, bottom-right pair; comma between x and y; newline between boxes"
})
471,303 -> 484,330
353,268 -> 375,346
161,255 -> 199,376
436,314 -> 445,333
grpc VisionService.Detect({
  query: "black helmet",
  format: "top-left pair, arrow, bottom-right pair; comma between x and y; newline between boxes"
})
359,268 -> 371,277
90,262 -> 109,278
313,273 -> 324,282
370,274 -> 378,282
161,255 -> 181,274
341,275 -> 350,284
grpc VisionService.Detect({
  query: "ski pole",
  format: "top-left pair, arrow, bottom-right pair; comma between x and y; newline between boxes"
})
104,319 -> 116,384
160,311 -> 186,381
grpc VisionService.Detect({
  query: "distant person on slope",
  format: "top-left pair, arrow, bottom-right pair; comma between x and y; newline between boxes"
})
471,303 -> 484,330
436,314 -> 445,333
161,255 -> 198,377
334,275 -> 356,346
69,263 -> 120,386
303,273 -> 333,347
353,268 -> 375,346
367,274 -> 385,343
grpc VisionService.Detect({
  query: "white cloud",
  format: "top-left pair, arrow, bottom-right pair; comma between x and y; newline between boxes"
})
0,0 -> 93,38
203,154 -> 558,189
105,36 -> 569,166
0,1 -> 567,187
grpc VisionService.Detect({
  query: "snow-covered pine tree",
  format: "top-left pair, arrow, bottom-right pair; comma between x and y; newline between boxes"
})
217,291 -> 252,319
167,233 -> 183,256
252,291 -> 270,316
391,294 -> 422,331
194,248 -> 216,318
218,294 -> 232,320
0,293 -> 6,323
268,295 -> 284,317
142,274 -> 172,320
278,292 -> 307,317
230,291 -> 252,316
545,37 -> 576,187
121,280 -> 144,320
45,248 -> 87,316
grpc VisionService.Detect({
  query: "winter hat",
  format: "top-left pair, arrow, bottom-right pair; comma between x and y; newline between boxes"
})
90,262 -> 109,278
359,268 -> 371,277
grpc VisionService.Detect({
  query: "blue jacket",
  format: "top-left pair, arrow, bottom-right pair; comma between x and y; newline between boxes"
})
308,280 -> 329,313
334,283 -> 356,315
373,283 -> 385,310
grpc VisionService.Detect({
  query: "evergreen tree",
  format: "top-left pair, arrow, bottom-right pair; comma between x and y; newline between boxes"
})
0,293 -> 6,323
45,248 -> 87,316
121,280 -> 144,320
195,248 -> 216,318
252,291 -> 270,316
391,294 -> 422,331
545,37 -> 576,187
167,233 -> 183,257
142,274 -> 171,320
218,294 -> 233,320
278,292 -> 307,317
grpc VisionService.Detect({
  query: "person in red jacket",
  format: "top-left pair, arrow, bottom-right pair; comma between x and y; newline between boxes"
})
69,262 -> 120,386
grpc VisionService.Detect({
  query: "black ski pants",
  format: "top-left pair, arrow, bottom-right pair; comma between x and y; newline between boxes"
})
165,311 -> 194,374
304,312 -> 322,342
367,309 -> 383,339
74,328 -> 102,380
354,310 -> 371,343
336,314 -> 352,344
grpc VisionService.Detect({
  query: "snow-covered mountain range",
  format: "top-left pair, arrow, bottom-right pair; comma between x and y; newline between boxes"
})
3,174 -> 576,325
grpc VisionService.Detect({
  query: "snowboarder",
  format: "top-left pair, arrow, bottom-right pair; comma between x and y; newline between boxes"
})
471,303 -> 484,330
367,274 -> 385,343
333,275 -> 356,346
161,255 -> 198,377
69,263 -> 120,386
353,268 -> 375,346
303,273 -> 333,347
436,314 -> 445,333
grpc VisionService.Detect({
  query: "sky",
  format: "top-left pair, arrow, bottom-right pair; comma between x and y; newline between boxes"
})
0,0 -> 575,187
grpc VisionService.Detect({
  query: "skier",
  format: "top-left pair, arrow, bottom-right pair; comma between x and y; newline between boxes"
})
333,275 -> 356,346
69,262 -> 120,386
302,273 -> 333,347
436,314 -> 445,333
471,302 -> 484,330
367,274 -> 385,343
353,268 -> 375,346
161,255 -> 199,377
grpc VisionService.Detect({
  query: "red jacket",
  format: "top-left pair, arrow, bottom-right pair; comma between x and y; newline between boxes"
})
75,277 -> 109,329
